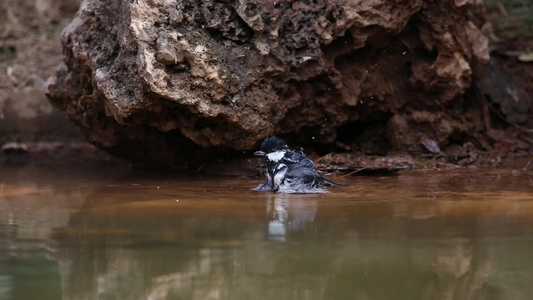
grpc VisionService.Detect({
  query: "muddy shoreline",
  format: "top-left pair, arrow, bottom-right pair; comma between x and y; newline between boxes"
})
1,141 -> 531,179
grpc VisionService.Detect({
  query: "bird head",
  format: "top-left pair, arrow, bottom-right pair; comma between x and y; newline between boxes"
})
254,136 -> 289,162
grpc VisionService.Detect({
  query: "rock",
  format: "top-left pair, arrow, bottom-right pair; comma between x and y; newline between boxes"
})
46,0 -> 489,165
387,112 -> 466,153
420,137 -> 441,154
477,62 -> 531,125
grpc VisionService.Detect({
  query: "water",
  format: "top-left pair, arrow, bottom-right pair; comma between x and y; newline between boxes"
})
1,161 -> 533,300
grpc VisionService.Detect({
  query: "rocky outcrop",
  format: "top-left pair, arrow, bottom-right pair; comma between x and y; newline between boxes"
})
46,0 -> 490,165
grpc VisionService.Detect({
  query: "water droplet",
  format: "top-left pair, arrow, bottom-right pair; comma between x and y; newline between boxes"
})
403,51 -> 407,55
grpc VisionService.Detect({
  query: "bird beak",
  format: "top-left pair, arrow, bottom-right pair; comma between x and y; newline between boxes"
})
254,151 -> 265,156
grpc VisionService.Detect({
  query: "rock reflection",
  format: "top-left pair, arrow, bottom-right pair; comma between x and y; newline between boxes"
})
410,238 -> 493,300
47,179 -> 266,300
47,184 -> 325,299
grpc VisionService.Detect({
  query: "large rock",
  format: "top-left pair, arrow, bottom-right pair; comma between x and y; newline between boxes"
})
46,0 -> 489,165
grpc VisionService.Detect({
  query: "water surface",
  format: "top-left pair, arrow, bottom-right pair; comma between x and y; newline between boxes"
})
1,162 -> 532,300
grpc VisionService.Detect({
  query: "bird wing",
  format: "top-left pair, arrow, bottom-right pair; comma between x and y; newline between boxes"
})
284,158 -> 320,183
285,157 -> 340,187
282,150 -> 305,164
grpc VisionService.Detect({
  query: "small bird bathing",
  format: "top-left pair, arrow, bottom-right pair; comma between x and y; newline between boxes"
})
253,136 -> 339,194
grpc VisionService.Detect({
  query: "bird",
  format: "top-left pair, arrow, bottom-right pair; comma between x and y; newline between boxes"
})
253,136 -> 339,193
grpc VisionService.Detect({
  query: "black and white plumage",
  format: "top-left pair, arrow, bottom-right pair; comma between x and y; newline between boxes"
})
253,136 -> 339,194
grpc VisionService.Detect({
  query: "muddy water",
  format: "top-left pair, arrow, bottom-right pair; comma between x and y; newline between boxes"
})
1,162 -> 533,300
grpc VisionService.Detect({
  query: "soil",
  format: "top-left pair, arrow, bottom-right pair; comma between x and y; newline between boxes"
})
0,0 -> 84,143
0,0 -> 531,173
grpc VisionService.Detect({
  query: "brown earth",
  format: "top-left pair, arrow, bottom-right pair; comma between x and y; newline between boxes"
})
1,0 -> 532,171
0,0 -> 84,144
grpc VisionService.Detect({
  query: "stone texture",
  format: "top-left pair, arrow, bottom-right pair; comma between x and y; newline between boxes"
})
46,0 -> 490,164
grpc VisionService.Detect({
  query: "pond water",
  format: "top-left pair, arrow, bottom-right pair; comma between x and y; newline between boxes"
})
1,160 -> 532,300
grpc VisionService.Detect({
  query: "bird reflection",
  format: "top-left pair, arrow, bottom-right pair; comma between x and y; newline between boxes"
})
265,194 -> 318,241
